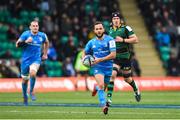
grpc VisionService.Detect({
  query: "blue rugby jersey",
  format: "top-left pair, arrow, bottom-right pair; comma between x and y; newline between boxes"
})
84,34 -> 116,68
19,30 -> 47,64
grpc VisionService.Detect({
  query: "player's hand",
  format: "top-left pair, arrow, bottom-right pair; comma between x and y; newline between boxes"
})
25,37 -> 33,43
16,41 -> 27,48
42,54 -> 48,60
81,57 -> 85,63
115,36 -> 123,42
92,58 -> 103,65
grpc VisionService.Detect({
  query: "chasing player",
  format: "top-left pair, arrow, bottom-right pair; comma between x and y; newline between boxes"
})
107,12 -> 141,105
82,21 -> 116,115
16,20 -> 49,105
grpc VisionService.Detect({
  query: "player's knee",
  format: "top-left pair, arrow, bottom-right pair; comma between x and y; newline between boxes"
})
124,77 -> 133,83
123,72 -> 132,79
99,84 -> 104,89
29,63 -> 39,77
111,74 -> 116,81
111,70 -> 118,80
113,67 -> 119,75
30,71 -> 36,78
23,80 -> 28,84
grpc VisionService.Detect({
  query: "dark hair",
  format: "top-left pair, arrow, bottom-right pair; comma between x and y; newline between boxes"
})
93,21 -> 104,29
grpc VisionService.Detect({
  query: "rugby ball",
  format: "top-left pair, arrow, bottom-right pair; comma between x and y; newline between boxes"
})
82,55 -> 95,67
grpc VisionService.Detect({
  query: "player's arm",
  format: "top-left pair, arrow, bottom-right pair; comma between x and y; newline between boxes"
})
16,32 -> 29,48
81,41 -> 92,59
81,41 -> 94,66
94,40 -> 116,64
16,37 -> 33,48
95,51 -> 116,63
123,34 -> 138,44
116,26 -> 139,44
42,34 -> 49,60
16,39 -> 24,48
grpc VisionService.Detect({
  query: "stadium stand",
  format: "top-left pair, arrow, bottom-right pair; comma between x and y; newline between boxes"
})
136,0 -> 180,76
0,0 -> 121,77
2,0 -> 179,77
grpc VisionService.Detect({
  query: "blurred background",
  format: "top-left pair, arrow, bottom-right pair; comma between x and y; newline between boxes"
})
0,0 -> 179,78
0,1 -> 180,119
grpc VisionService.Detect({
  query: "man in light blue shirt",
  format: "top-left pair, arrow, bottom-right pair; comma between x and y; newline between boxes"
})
82,21 -> 116,115
16,20 -> 49,105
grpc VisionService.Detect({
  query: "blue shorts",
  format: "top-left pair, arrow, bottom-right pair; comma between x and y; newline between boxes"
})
21,60 -> 41,76
92,67 -> 112,84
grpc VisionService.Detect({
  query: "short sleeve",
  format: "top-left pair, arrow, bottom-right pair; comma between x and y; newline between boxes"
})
19,31 -> 28,41
125,26 -> 134,36
84,41 -> 92,55
109,39 -> 116,52
42,33 -> 48,43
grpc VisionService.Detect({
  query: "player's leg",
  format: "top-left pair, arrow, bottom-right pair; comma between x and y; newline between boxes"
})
21,64 -> 29,105
94,73 -> 110,115
29,63 -> 40,101
122,67 -> 141,102
103,75 -> 112,114
84,71 -> 89,91
75,72 -> 80,91
94,74 -> 106,106
107,63 -> 120,105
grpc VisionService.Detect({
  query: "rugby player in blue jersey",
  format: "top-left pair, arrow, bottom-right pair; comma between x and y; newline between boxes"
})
82,21 -> 116,114
16,21 -> 49,105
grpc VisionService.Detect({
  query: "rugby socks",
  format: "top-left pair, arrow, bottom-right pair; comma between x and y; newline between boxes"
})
22,83 -> 28,98
30,77 -> 36,93
107,81 -> 114,100
129,80 -> 138,92
98,89 -> 106,106
96,85 -> 100,91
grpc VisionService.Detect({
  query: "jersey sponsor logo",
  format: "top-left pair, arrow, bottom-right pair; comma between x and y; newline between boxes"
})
109,40 -> 116,48
27,43 -> 41,46
94,50 -> 109,54
95,70 -> 98,73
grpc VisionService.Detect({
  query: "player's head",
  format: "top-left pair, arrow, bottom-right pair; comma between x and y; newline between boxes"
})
93,21 -> 105,39
112,12 -> 121,27
29,20 -> 39,34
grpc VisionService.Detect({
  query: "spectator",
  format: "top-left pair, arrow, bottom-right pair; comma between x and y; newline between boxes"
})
155,27 -> 171,49
47,42 -> 57,61
39,0 -> 49,12
62,57 -> 76,76
131,52 -> 141,77
167,52 -> 179,76
0,0 -> 122,77
0,60 -> 18,78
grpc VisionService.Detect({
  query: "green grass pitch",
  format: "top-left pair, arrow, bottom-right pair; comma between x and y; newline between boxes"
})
0,91 -> 180,119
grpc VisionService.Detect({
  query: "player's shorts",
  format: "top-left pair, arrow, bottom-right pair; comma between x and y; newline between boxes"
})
92,66 -> 112,84
114,58 -> 132,71
21,61 -> 40,78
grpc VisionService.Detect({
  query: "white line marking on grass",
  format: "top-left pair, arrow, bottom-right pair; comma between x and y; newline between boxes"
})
2,110 -> 180,115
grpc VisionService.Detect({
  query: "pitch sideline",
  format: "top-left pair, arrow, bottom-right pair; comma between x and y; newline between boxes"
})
0,102 -> 180,109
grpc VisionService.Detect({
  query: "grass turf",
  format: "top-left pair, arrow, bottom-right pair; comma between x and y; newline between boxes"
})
0,91 -> 180,119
